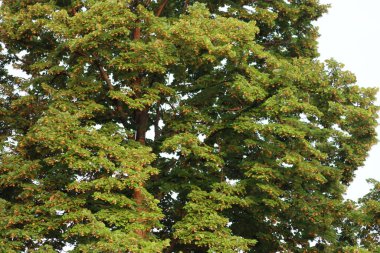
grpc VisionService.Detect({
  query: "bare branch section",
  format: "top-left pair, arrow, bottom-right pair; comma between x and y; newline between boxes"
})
96,63 -> 114,91
154,102 -> 162,139
155,0 -> 169,17
145,0 -> 152,7
95,62 -> 130,129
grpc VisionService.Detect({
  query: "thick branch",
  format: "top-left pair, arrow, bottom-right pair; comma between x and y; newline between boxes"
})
155,0 -> 169,17
96,63 -> 114,91
96,62 -> 130,129
226,106 -> 243,112
145,0 -> 152,7
154,102 -> 162,139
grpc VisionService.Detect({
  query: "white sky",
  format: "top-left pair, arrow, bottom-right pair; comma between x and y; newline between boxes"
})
317,0 -> 380,200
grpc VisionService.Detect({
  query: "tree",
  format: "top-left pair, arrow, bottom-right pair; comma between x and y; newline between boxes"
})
326,180 -> 380,253
358,179 -> 380,251
0,0 -> 378,252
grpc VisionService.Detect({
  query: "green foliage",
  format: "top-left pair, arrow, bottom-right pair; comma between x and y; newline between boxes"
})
357,180 -> 380,252
173,183 -> 256,252
0,0 -> 378,252
326,181 -> 380,253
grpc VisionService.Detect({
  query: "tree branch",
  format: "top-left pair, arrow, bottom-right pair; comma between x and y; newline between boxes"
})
154,102 -> 162,139
155,0 -> 169,17
145,0 -> 152,7
96,63 -> 114,91
95,60 -> 131,129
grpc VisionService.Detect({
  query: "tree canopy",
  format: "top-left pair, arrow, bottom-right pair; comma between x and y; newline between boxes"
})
0,0 -> 378,252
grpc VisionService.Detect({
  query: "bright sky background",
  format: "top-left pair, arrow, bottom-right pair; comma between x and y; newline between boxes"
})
317,0 -> 380,200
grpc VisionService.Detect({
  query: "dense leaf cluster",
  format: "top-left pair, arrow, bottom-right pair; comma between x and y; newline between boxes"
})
0,0 -> 378,252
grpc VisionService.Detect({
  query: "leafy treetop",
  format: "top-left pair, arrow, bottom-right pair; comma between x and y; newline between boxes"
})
0,0 -> 378,252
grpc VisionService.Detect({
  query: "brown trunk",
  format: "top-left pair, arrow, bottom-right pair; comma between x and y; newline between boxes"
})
131,19 -> 149,237
132,188 -> 146,237
165,239 -> 178,253
133,27 -> 141,40
133,106 -> 148,238
131,0 -> 168,239
135,108 -> 149,144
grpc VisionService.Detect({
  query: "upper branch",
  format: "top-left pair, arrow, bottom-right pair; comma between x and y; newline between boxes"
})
96,63 -> 114,91
155,0 -> 169,17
